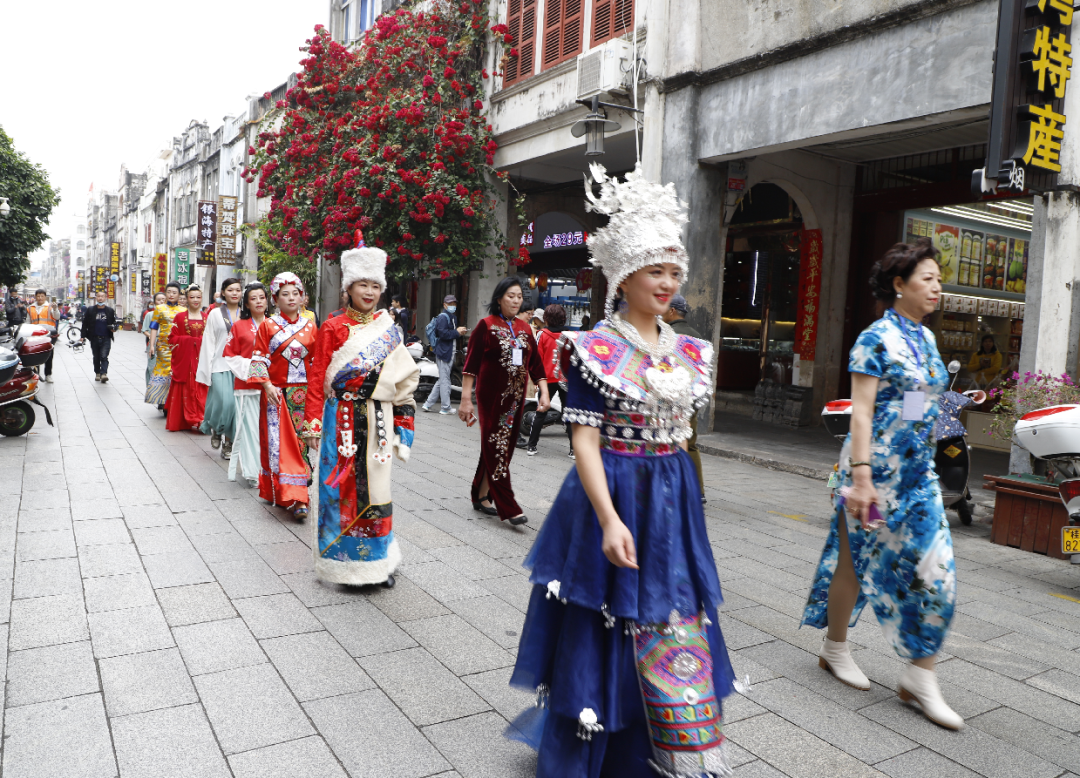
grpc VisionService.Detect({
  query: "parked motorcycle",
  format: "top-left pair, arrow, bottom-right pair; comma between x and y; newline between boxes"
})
820,360 -> 985,524
1013,403 -> 1080,561
0,323 -> 55,436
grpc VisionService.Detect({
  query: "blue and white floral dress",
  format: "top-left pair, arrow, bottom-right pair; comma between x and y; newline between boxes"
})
802,309 -> 956,659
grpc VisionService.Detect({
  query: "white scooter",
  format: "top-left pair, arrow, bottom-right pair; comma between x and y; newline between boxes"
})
1013,404 -> 1080,563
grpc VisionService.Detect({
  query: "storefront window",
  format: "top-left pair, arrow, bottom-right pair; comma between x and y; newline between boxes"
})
904,198 -> 1032,390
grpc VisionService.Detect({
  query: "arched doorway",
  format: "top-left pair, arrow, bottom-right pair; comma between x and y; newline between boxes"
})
717,183 -> 805,391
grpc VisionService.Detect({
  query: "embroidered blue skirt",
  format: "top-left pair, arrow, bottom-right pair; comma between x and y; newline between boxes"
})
509,449 -> 735,778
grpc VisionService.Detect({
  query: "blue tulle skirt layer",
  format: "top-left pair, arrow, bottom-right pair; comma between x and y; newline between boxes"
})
509,450 -> 735,778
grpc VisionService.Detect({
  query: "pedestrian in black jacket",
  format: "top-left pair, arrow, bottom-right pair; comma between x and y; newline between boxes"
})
80,290 -> 118,383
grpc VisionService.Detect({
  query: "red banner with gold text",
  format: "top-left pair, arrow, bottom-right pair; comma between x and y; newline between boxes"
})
795,228 -> 823,360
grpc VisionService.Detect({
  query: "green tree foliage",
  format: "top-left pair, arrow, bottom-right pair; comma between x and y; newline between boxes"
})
245,217 -> 318,298
0,127 -> 60,288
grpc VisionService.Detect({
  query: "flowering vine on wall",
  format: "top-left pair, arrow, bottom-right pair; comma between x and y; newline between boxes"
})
246,1 -> 531,282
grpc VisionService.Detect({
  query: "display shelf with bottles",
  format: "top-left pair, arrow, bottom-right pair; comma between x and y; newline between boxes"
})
929,293 -> 1024,388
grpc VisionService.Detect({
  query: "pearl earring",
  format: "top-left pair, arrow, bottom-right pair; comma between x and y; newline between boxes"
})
896,292 -> 903,299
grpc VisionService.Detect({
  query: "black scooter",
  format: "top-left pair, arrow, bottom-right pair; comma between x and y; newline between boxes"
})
821,360 -> 984,524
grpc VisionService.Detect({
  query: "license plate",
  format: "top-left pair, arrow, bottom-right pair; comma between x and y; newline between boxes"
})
1064,527 -> 1080,555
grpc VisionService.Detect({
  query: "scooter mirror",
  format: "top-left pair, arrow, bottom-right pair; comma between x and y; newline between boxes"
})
948,360 -> 961,375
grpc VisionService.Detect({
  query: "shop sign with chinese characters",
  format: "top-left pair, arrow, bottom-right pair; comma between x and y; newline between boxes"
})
979,0 -> 1073,193
795,229 -> 823,361
197,201 -> 217,266
217,196 -> 238,265
109,242 -> 120,298
154,253 -> 168,294
174,248 -> 192,286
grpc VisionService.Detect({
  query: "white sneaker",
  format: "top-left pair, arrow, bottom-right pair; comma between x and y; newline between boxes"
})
439,409 -> 454,415
421,405 -> 432,412
818,637 -> 871,690
898,664 -> 964,730
44,375 -> 53,383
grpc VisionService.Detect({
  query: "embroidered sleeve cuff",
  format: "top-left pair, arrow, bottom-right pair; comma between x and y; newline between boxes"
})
563,409 -> 604,427
249,356 -> 270,382
302,418 -> 322,436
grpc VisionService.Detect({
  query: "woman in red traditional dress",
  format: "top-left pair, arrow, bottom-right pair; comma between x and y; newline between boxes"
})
249,273 -> 318,520
458,277 -> 550,526
165,285 -> 209,432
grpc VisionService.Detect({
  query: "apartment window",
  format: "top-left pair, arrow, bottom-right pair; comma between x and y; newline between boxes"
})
77,241 -> 85,250
592,0 -> 633,45
504,0 -> 537,86
359,0 -> 375,34
542,0 -> 584,69
343,0 -> 354,42
77,224 -> 86,235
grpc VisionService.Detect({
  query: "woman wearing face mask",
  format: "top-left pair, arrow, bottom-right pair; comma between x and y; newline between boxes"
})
198,278 -> 244,458
302,232 -> 420,587
803,238 -> 962,730
459,277 -> 550,526
509,165 -> 734,777
164,285 -> 209,432
250,273 -> 319,519
222,283 -> 269,487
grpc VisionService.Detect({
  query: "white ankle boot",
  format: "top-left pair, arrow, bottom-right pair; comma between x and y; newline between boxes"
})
818,638 -> 870,690
898,664 -> 964,730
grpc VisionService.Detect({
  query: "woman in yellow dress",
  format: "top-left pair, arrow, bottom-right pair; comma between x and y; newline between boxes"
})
146,282 -> 186,411
966,335 -> 1003,387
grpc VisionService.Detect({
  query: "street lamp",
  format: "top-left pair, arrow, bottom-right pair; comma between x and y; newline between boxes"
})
0,198 -> 10,219
570,96 -> 641,157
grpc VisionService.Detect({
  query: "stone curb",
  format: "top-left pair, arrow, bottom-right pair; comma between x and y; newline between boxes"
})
696,442 -> 832,482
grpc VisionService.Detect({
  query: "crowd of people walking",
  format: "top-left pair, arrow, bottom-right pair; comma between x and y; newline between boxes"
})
43,161 -> 970,777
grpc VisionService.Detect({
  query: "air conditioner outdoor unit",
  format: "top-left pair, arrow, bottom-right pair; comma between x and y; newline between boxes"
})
576,38 -> 634,100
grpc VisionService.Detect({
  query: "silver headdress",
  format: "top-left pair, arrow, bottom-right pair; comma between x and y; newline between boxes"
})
584,163 -> 689,317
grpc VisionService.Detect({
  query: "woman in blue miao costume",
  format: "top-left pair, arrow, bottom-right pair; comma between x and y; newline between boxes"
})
803,238 -> 963,731
509,164 -> 735,778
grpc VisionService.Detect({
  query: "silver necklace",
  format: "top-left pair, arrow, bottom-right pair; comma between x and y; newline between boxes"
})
610,314 -> 676,360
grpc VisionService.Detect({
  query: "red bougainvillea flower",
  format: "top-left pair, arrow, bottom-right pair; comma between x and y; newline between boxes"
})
248,11 -> 522,280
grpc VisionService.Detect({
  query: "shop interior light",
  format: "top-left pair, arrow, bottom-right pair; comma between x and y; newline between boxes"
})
930,205 -> 1032,233
991,200 -> 1034,215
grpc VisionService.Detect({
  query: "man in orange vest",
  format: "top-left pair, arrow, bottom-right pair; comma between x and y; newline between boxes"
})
28,289 -> 59,383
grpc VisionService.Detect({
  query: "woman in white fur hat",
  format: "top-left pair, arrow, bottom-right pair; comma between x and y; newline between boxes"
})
301,232 -> 420,588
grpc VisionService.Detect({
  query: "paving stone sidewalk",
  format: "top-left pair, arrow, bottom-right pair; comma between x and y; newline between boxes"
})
0,331 -> 1078,778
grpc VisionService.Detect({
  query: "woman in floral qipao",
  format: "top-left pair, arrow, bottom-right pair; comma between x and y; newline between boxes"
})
803,238 -> 962,730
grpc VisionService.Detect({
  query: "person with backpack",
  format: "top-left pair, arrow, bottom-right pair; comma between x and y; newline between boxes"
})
421,294 -> 466,414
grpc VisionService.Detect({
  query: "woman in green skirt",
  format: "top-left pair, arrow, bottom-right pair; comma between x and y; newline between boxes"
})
198,277 -> 243,459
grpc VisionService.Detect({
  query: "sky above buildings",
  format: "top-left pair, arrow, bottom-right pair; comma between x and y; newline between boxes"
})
1,0 -> 328,263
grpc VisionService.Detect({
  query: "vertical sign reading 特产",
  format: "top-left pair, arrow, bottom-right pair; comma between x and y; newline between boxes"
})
109,242 -> 120,299
794,229 -> 823,361
977,0 -> 1073,193
217,196 -> 238,265
198,201 -> 217,266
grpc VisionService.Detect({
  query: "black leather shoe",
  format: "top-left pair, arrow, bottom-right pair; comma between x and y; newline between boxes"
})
383,574 -> 396,589
508,515 -> 528,526
472,498 -> 498,516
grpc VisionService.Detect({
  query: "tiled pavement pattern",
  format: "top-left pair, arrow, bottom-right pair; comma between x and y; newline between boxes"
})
0,333 -> 1079,778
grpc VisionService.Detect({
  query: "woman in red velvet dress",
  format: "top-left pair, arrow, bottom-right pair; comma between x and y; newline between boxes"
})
165,285 -> 209,432
458,277 -> 549,526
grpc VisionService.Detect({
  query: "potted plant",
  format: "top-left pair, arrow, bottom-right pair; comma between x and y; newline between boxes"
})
981,371 -> 1080,558
121,313 -> 136,331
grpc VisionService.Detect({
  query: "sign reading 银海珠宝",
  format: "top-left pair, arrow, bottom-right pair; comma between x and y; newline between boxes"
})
976,0 -> 1073,195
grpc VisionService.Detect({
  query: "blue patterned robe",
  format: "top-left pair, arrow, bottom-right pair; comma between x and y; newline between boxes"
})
802,310 -> 956,659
